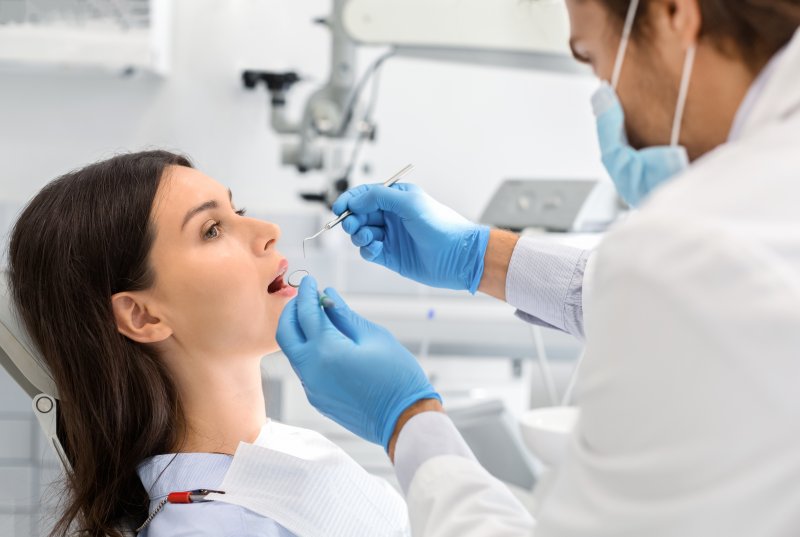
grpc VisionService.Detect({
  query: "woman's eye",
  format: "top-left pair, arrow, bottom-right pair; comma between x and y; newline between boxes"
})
203,209 -> 245,240
204,222 -> 221,240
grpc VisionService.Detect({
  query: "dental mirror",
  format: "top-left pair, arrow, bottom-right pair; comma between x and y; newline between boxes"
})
287,269 -> 334,308
287,270 -> 309,288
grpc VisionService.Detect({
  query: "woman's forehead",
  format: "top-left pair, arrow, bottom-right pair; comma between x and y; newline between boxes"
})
151,166 -> 229,232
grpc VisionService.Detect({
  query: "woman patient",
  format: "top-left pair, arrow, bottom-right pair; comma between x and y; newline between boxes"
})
7,151 -> 403,536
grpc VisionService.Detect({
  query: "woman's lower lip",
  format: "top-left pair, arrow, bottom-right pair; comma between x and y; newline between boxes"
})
273,285 -> 297,298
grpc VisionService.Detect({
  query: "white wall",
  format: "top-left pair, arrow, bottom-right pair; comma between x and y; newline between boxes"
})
0,0 -> 605,221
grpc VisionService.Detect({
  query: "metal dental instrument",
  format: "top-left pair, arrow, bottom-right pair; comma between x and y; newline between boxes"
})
287,270 -> 335,308
302,163 -> 415,258
287,270 -> 309,288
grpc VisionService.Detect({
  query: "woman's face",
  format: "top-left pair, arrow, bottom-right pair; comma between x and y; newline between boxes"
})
145,165 -> 296,362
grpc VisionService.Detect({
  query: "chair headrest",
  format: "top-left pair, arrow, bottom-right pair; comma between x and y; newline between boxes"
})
0,272 -> 58,398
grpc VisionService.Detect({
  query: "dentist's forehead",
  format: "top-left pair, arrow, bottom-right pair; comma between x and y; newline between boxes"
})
567,0 -> 616,39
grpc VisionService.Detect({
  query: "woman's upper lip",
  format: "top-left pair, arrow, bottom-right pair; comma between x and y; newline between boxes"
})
267,259 -> 290,294
273,259 -> 289,281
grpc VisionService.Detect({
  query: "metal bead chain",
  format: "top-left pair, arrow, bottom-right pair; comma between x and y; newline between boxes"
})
135,498 -> 169,533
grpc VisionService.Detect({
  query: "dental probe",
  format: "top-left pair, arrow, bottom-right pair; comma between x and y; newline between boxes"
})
302,163 -> 415,258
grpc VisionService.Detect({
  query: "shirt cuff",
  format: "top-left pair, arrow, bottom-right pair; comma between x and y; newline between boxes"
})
393,412 -> 476,495
505,236 -> 591,339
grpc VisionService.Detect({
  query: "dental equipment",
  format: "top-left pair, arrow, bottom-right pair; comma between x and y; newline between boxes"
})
302,163 -> 414,258
287,270 -> 335,309
243,0 -> 583,206
0,273 -> 73,476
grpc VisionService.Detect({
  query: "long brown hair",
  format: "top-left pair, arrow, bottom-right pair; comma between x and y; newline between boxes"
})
600,0 -> 800,72
7,150 -> 193,536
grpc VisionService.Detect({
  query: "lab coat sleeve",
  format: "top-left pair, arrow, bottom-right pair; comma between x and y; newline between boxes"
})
395,412 -> 535,537
400,210 -> 800,537
504,237 -> 591,340
393,412 -> 477,494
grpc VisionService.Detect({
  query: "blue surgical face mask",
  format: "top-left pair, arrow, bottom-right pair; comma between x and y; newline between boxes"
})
592,0 -> 696,208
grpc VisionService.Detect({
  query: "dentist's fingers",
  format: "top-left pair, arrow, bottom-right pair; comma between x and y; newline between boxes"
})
276,298 -> 307,355
295,275 -> 328,339
331,183 -> 422,219
322,287 -> 380,345
345,182 -> 421,215
361,241 -> 384,263
352,226 -> 386,248
342,210 -> 386,235
342,213 -> 367,235
319,287 -> 359,342
347,185 -> 417,218
332,184 -> 373,216
389,182 -> 422,194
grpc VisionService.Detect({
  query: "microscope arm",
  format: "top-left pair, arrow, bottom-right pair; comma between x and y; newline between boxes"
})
243,0 -> 583,200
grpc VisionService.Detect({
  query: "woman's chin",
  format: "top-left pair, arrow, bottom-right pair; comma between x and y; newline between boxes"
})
274,292 -> 296,313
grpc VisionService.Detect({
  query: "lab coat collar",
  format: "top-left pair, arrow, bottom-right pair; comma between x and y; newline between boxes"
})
137,452 -> 232,500
736,28 -> 800,139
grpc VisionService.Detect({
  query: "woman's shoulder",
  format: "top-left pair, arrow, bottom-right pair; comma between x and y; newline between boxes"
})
140,500 -> 297,537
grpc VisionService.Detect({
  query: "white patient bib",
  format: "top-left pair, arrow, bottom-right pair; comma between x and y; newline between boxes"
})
206,420 -> 410,537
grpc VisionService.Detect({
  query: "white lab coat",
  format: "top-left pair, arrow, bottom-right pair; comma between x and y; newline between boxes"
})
404,29 -> 800,537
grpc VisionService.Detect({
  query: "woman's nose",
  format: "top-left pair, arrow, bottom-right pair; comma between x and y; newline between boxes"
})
253,219 -> 281,254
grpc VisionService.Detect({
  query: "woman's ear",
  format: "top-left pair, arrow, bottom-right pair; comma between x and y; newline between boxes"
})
110,292 -> 172,344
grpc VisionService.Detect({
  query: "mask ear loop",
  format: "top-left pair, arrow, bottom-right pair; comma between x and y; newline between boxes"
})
611,0 -> 641,89
670,45 -> 697,147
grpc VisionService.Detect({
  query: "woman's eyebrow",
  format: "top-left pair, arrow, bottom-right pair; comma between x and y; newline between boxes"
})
181,188 -> 233,231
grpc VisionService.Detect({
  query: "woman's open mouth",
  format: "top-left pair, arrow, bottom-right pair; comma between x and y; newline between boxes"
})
268,260 -> 297,298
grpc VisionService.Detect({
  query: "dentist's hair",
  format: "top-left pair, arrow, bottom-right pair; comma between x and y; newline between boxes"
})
7,150 -> 193,536
601,0 -> 800,72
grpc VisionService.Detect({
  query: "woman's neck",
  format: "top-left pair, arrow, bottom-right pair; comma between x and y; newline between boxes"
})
171,357 -> 267,455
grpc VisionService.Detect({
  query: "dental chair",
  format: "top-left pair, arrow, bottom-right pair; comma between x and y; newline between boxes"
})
0,274 -> 137,536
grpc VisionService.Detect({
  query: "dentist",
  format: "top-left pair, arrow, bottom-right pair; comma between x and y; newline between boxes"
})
278,1 -> 800,535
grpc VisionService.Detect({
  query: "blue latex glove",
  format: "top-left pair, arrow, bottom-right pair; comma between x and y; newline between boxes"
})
331,183 -> 491,294
277,275 -> 441,449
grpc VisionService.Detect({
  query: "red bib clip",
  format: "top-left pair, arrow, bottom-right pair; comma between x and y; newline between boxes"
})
167,489 -> 224,504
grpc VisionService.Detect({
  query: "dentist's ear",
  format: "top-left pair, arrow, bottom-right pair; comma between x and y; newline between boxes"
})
656,0 -> 702,47
110,292 -> 173,344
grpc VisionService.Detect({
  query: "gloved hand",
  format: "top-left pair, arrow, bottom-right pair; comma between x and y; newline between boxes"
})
332,183 -> 491,293
277,275 -> 441,449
